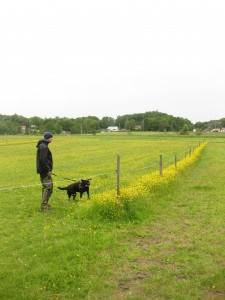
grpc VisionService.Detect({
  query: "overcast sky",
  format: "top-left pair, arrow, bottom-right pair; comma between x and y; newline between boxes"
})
0,0 -> 225,123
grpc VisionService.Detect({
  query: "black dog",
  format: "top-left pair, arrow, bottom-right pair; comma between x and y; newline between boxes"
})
57,179 -> 91,200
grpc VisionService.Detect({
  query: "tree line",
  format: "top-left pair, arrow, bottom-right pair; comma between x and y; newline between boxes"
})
0,111 -> 224,135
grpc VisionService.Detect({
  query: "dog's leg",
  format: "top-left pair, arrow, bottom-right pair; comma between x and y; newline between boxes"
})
67,191 -> 72,200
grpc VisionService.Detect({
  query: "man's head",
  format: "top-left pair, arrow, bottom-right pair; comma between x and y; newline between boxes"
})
44,132 -> 53,141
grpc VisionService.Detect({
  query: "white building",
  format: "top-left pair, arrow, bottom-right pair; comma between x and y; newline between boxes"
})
107,126 -> 119,132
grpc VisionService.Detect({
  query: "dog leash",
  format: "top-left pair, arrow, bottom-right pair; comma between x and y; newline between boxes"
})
52,173 -> 77,182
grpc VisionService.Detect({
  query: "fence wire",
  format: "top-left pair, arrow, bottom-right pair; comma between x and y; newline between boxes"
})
0,145 -> 200,192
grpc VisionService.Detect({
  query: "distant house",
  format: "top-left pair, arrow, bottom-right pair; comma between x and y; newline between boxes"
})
211,128 -> 220,132
21,124 -> 39,134
211,128 -> 225,132
107,126 -> 119,132
21,125 -> 26,134
31,125 -> 39,134
134,125 -> 142,130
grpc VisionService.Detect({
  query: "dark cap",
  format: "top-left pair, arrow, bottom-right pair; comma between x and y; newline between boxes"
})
44,132 -> 53,139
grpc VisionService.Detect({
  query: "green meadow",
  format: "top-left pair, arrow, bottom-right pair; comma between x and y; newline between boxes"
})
1,134 -> 225,299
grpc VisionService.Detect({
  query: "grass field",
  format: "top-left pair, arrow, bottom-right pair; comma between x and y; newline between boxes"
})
0,134 -> 225,299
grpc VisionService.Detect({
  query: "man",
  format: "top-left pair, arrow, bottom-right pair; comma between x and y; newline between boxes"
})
36,132 -> 54,211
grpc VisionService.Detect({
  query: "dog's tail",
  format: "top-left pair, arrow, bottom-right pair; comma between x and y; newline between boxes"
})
57,187 -> 67,190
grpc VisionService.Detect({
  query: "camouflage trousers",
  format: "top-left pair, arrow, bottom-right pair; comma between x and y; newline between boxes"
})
40,173 -> 53,208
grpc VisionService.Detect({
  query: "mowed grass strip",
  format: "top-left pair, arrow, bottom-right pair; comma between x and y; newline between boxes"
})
102,140 -> 225,300
0,135 -> 223,299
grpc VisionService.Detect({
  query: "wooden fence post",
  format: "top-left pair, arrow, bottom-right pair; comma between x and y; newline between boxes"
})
189,148 -> 192,157
117,154 -> 120,196
174,154 -> 177,169
160,154 -> 163,176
